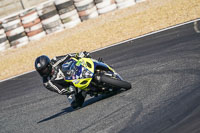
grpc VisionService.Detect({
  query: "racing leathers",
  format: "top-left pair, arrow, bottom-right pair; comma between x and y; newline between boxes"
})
42,52 -> 90,109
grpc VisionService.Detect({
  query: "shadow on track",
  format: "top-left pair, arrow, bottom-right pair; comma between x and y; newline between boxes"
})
37,90 -> 125,124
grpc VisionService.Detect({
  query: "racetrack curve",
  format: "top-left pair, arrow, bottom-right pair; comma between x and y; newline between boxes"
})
1,20 -> 200,133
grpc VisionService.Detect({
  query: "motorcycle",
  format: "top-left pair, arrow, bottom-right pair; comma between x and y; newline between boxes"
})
62,57 -> 131,97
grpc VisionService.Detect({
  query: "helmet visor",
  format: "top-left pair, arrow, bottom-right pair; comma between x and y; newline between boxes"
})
40,66 -> 51,76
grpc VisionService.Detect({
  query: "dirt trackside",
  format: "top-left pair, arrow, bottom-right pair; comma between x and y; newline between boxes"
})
0,0 -> 200,80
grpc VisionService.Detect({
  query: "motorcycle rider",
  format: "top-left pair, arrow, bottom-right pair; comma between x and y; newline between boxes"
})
35,51 -> 91,109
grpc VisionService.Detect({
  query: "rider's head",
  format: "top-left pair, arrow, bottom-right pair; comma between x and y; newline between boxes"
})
35,55 -> 52,77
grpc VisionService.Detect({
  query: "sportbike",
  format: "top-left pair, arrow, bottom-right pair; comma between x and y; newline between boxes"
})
62,57 -> 131,97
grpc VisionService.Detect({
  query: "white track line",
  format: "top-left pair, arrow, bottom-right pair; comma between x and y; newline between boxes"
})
0,18 -> 200,82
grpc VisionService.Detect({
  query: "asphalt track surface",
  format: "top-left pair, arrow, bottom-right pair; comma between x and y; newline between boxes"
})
1,20 -> 200,133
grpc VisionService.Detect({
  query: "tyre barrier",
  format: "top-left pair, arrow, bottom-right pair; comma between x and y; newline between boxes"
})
37,1 -> 64,34
135,0 -> 146,3
74,0 -> 99,21
41,14 -> 64,34
20,8 -> 46,41
29,31 -> 46,41
0,21 -> 2,29
115,0 -> 136,9
0,0 -> 146,51
55,0 -> 75,15
95,0 -> 117,15
2,15 -> 29,48
55,0 -> 81,29
0,22 -> 10,51
9,36 -> 29,48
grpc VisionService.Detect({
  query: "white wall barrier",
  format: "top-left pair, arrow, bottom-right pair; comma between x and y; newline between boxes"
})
0,0 -> 146,51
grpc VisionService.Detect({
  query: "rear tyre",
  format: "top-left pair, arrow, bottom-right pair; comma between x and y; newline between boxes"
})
100,75 -> 131,90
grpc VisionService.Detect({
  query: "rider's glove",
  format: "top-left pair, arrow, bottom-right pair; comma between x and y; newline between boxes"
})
62,90 -> 75,95
98,57 -> 103,62
79,51 -> 91,58
62,85 -> 76,95
84,51 -> 91,58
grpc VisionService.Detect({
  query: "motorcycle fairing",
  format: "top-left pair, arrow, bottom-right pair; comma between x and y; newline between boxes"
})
63,57 -> 116,91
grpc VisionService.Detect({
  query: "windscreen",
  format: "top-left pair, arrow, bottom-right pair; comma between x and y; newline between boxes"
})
62,59 -> 77,78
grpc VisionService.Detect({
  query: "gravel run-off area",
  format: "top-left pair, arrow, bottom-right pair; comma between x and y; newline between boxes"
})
0,0 -> 200,80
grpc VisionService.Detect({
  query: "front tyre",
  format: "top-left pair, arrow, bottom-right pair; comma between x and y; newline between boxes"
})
100,75 -> 131,90
70,91 -> 86,109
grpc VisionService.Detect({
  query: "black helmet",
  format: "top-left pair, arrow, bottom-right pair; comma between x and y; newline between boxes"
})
35,55 -> 52,77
